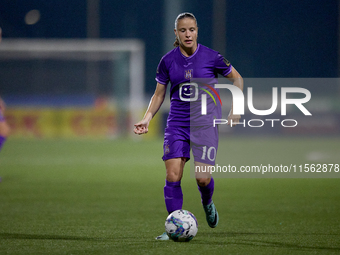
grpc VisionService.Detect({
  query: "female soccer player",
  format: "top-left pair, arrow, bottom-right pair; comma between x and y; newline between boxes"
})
0,28 -> 10,152
134,12 -> 243,240
0,96 -> 10,152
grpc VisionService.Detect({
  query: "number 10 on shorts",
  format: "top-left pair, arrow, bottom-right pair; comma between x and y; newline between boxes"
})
201,146 -> 216,161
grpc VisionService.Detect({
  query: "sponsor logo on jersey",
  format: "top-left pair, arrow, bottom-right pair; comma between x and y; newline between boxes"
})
179,83 -> 221,106
179,83 -> 199,102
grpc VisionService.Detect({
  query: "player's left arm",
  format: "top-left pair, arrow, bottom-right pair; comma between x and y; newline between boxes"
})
0,97 -> 6,112
225,67 -> 243,126
0,97 -> 10,138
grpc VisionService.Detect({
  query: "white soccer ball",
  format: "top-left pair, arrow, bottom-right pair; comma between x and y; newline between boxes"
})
165,209 -> 198,242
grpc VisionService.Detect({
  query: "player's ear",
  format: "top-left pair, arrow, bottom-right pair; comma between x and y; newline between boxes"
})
174,28 -> 177,37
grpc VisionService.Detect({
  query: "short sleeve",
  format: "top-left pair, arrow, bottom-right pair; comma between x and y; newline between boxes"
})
214,53 -> 232,77
155,57 -> 169,85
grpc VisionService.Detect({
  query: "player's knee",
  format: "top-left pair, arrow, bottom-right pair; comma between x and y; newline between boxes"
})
166,169 -> 182,182
196,177 -> 210,187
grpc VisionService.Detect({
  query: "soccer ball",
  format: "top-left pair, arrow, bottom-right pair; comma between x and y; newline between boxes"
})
165,209 -> 198,242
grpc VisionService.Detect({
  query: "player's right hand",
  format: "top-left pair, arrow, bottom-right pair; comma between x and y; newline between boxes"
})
133,119 -> 149,135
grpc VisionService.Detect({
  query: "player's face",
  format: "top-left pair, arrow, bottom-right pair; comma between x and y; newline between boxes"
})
175,18 -> 198,52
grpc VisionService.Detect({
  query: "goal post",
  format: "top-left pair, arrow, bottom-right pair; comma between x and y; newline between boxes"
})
0,39 -> 146,138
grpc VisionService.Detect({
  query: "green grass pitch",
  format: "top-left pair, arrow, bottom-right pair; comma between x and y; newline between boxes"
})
0,137 -> 339,254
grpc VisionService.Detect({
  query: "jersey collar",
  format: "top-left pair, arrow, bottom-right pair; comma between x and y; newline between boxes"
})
179,44 -> 200,60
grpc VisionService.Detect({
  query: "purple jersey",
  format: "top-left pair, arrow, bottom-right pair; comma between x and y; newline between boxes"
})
156,44 -> 232,127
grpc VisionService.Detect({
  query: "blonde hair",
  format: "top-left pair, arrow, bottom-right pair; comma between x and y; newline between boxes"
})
173,12 -> 197,47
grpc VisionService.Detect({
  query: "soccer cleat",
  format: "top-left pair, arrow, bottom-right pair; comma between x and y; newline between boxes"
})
155,232 -> 169,241
203,201 -> 219,228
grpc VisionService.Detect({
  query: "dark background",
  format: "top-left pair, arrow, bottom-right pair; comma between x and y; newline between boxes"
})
0,0 -> 338,95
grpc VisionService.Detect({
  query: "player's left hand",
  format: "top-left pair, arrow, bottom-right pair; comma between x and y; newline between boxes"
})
227,111 -> 241,127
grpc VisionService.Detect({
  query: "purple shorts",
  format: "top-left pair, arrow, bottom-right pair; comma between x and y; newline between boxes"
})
162,125 -> 219,165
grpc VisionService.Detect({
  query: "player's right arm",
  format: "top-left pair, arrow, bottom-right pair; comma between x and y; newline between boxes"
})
134,82 -> 167,135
